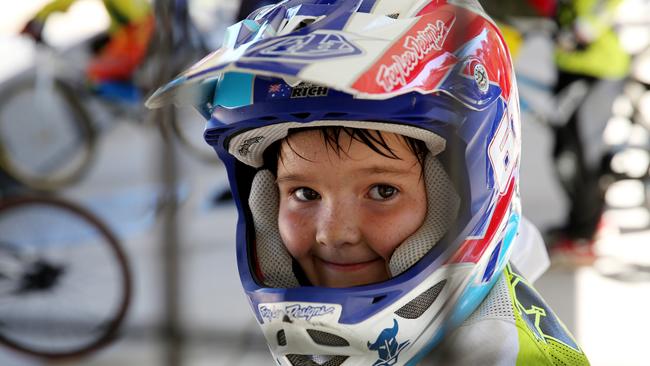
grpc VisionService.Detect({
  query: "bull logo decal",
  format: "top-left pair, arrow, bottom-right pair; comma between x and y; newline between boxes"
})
367,319 -> 410,366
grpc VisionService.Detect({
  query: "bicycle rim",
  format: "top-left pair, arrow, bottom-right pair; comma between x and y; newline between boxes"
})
0,77 -> 97,191
0,196 -> 131,359
172,105 -> 220,164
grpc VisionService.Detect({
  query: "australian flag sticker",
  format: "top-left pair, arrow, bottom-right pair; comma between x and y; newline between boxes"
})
247,32 -> 362,60
267,82 -> 292,98
368,319 -> 411,366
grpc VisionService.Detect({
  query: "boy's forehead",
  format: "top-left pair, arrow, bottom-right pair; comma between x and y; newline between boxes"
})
278,129 -> 419,168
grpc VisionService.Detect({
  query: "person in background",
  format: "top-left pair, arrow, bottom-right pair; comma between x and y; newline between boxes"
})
21,0 -> 154,85
483,0 -> 629,264
549,0 -> 629,263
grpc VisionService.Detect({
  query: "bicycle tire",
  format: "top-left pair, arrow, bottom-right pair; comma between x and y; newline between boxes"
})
0,76 -> 98,191
0,195 -> 131,360
171,105 -> 220,164
166,9 -> 218,165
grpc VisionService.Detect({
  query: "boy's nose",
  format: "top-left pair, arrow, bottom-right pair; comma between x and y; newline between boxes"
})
315,201 -> 362,248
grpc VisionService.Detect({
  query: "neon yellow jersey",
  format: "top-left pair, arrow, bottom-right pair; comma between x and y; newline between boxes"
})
555,0 -> 629,78
424,264 -> 590,365
507,265 -> 590,365
35,0 -> 151,34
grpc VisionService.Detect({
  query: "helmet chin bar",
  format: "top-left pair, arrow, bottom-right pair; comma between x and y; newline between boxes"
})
257,262 -> 476,366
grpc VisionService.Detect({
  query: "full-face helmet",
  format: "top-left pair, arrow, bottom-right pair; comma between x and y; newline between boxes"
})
148,0 -> 521,364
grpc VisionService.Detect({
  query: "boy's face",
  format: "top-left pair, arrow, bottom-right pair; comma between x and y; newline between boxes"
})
276,130 -> 427,288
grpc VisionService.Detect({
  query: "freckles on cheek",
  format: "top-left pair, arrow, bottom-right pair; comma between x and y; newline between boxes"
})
371,232 -> 403,259
278,208 -> 314,258
371,209 -> 426,259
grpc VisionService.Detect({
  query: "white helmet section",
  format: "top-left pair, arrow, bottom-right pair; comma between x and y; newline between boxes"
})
229,120 -> 445,168
258,262 -> 474,366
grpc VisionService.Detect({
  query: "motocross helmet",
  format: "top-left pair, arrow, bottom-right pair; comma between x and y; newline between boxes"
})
147,0 -> 521,365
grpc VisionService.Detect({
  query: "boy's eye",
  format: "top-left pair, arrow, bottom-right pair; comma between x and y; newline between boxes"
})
293,187 -> 321,201
368,185 -> 398,201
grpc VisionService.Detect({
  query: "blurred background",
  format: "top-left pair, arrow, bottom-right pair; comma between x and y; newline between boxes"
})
0,0 -> 649,365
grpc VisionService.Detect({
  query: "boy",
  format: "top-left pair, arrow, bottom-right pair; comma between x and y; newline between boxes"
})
148,0 -> 589,364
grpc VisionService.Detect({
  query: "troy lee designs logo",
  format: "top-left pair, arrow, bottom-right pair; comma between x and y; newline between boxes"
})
259,304 -> 336,322
376,19 -> 453,92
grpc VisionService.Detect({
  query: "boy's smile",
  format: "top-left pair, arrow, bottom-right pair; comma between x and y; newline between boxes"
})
276,129 -> 427,288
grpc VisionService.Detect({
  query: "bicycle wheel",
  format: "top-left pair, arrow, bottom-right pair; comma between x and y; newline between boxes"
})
0,196 -> 131,359
0,76 -> 97,191
171,105 -> 220,163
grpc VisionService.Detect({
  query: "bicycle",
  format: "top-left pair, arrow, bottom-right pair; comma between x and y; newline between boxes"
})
0,0 -> 218,192
0,45 -> 98,192
0,194 -> 131,360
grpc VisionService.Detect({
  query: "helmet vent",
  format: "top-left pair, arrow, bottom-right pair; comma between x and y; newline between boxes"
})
402,116 -> 432,122
323,112 -> 348,118
306,329 -> 350,347
394,280 -> 447,319
291,112 -> 312,119
286,354 -> 349,366
294,18 -> 316,31
372,295 -> 387,304
277,330 -> 287,346
204,129 -> 220,145
386,13 -> 400,19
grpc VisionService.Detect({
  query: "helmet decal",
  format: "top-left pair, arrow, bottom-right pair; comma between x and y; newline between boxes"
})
259,303 -> 338,323
473,63 -> 489,93
247,32 -> 363,60
352,11 -> 456,94
237,136 -> 266,157
368,319 -> 411,366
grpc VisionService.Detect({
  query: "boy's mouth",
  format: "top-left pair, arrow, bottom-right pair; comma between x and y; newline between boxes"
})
316,257 -> 383,272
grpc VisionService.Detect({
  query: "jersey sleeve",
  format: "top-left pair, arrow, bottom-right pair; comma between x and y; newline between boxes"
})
505,264 -> 590,366
422,264 -> 590,365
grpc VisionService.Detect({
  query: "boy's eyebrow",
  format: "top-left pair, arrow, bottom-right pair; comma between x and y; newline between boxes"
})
276,165 -> 417,183
357,165 -> 418,175
275,173 -> 310,184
